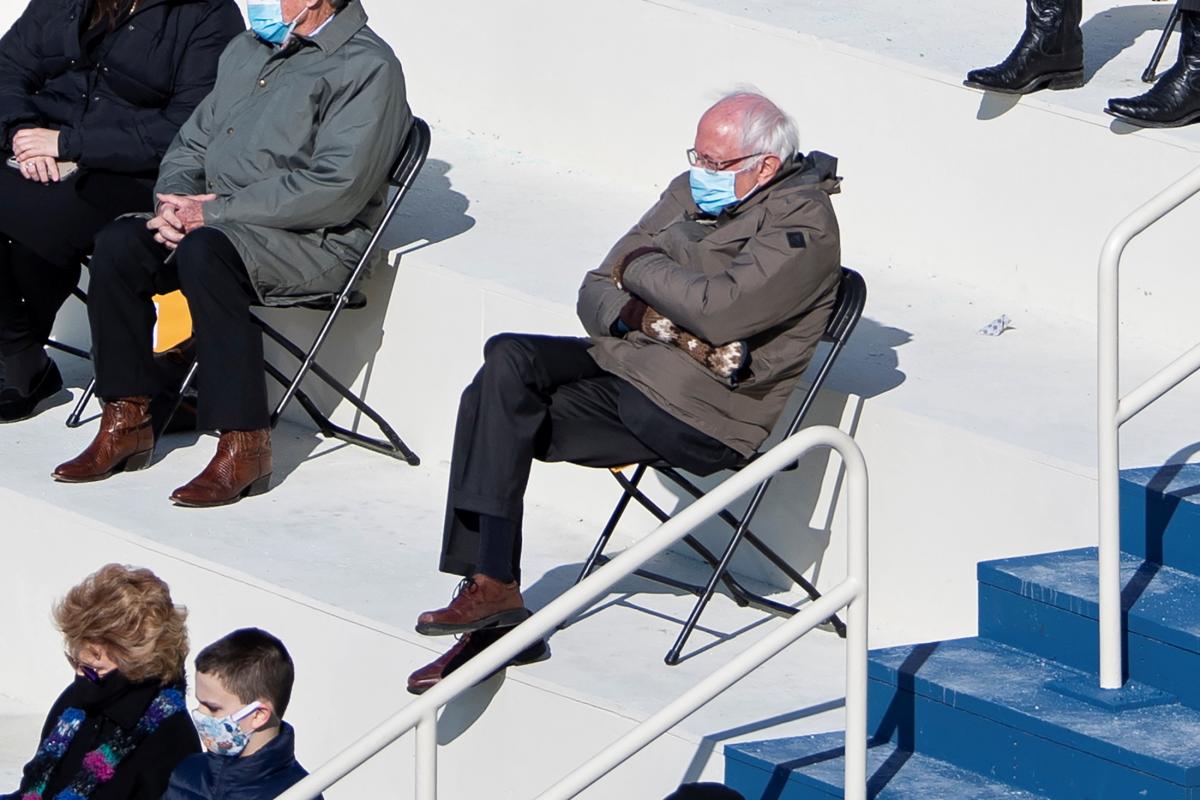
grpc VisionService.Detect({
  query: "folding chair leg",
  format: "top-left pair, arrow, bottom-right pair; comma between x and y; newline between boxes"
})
152,361 -> 199,453
574,465 -> 647,586
66,378 -> 97,428
1144,2 -> 1183,82
256,319 -> 420,465
618,472 -> 757,607
46,339 -> 90,361
262,360 -> 420,464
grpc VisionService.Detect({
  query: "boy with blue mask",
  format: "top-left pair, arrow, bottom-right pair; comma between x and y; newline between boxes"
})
162,628 -> 323,800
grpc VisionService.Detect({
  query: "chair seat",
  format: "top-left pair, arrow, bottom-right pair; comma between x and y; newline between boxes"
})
253,291 -> 369,312
297,291 -> 368,311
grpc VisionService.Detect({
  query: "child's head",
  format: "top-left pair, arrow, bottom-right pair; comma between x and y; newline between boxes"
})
192,628 -> 295,756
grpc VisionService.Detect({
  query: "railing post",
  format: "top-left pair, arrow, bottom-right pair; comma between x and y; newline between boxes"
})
415,709 -> 438,800
1098,232 -> 1124,690
1094,164 -> 1200,690
842,442 -> 869,800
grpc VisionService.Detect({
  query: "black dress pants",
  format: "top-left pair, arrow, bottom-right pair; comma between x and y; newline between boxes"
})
439,333 -> 743,581
88,218 -> 269,431
1183,1 -> 1200,13
0,167 -> 150,385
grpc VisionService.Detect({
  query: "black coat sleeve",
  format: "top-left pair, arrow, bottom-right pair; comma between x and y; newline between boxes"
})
121,712 -> 201,800
0,0 -> 53,149
58,3 -> 244,170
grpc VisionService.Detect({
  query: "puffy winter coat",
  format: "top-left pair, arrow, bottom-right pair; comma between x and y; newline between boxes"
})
161,722 -> 323,800
0,0 -> 243,176
578,153 -> 843,457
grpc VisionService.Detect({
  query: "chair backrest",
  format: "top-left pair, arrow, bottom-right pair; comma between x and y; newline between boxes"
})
822,267 -> 867,345
773,266 -> 866,446
293,116 -> 430,310
389,117 -> 431,190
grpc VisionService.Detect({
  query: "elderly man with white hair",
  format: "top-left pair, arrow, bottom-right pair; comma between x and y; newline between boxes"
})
407,91 -> 843,692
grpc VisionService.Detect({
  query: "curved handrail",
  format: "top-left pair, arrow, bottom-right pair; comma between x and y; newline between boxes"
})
1097,163 -> 1200,688
276,425 -> 868,800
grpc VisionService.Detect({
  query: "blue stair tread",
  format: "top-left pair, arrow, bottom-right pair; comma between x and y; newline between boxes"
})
1123,465 -> 1200,505
870,637 -> 1200,784
727,732 -> 1049,798
978,546 -> 1200,652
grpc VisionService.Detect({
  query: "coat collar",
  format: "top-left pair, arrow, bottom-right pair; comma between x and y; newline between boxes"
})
716,150 -> 841,219
297,0 -> 367,54
203,721 -> 300,782
66,676 -> 172,730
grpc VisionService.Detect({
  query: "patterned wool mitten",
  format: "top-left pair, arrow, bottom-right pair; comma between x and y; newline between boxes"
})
641,307 -> 748,384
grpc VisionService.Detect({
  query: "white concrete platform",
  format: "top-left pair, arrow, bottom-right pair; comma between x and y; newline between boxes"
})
5,0 -> 1200,795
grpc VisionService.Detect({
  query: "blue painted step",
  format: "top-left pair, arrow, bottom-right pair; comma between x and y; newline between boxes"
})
979,546 -> 1200,707
868,636 -> 1200,798
1121,464 -> 1200,577
725,732 -> 1050,799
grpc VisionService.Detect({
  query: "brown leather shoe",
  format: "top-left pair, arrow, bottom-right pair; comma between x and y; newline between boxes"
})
169,428 -> 272,508
407,623 -> 550,695
53,397 -> 154,483
415,574 -> 527,636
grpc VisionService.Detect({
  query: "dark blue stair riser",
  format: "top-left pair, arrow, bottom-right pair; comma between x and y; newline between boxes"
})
1121,473 -> 1200,577
725,761 -> 839,800
867,680 -> 1196,800
979,583 -> 1200,709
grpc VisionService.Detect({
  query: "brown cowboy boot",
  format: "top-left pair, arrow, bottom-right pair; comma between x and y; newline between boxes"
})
53,397 -> 154,482
169,428 -> 272,508
415,574 -> 527,636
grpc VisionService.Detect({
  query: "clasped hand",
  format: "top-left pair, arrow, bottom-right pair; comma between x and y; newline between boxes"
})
11,128 -> 61,183
148,193 -> 215,251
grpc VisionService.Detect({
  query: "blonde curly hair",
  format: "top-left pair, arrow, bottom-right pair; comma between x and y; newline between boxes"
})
54,564 -> 189,685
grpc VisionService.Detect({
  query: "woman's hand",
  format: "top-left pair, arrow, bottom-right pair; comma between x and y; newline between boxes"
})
19,155 -> 60,183
12,128 -> 60,160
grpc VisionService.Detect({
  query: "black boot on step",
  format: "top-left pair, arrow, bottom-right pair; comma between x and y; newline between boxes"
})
1107,11 -> 1200,128
964,0 -> 1084,94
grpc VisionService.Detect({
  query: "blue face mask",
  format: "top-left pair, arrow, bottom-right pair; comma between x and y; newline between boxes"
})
247,3 -> 301,46
689,166 -> 744,215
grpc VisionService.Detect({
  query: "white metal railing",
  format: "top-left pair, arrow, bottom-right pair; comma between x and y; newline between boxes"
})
276,425 -> 869,800
1097,164 -> 1200,689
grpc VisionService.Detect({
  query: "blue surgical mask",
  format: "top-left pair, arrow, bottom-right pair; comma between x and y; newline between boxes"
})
191,701 -> 263,757
247,3 -> 302,46
689,167 -> 744,215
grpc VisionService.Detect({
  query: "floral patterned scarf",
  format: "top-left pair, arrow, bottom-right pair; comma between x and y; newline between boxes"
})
17,686 -> 186,800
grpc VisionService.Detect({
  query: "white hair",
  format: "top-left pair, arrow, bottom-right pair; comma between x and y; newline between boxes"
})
717,89 -> 801,163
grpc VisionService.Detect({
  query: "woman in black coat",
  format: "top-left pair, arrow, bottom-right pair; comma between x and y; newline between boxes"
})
2,564 -> 201,800
0,0 -> 243,421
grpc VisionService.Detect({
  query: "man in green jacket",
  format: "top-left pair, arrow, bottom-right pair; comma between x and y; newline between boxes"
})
407,91 -> 843,693
52,0 -> 410,507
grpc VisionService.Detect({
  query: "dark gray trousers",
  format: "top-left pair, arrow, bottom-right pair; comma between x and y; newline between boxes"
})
439,333 -> 742,580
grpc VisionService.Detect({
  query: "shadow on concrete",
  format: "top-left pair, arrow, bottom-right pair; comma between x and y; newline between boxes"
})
257,158 -> 474,461
437,675 -> 504,744
975,91 -> 1022,121
1082,4 -> 1173,83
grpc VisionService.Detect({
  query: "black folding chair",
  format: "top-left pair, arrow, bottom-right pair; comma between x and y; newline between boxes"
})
572,267 -> 867,665
1143,1 -> 1183,83
69,117 -> 432,462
